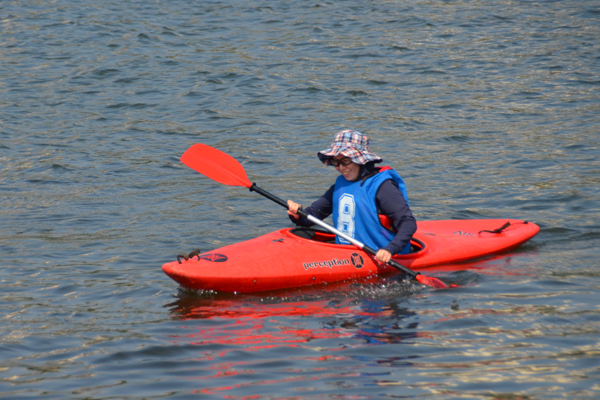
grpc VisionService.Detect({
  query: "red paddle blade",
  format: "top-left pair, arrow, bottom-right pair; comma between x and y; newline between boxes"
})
415,274 -> 450,289
181,143 -> 252,188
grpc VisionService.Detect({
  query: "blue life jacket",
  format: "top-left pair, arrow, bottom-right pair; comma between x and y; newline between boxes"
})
332,168 -> 411,255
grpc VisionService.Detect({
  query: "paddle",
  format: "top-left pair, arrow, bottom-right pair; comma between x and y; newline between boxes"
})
180,143 -> 450,289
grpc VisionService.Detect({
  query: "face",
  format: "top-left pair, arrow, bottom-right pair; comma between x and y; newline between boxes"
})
333,156 -> 361,181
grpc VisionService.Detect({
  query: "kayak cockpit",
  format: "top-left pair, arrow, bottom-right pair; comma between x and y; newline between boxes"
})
289,227 -> 336,243
288,227 -> 426,254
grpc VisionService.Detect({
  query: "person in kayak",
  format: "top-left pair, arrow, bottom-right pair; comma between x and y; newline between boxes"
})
287,129 -> 417,263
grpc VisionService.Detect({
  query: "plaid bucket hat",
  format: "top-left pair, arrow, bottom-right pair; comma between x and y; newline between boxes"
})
317,130 -> 382,165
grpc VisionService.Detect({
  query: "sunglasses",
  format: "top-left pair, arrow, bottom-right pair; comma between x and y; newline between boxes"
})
330,158 -> 353,167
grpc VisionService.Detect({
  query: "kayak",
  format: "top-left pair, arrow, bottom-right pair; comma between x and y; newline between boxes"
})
162,219 -> 539,293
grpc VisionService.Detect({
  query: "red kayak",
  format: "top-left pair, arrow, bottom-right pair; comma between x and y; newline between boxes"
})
162,219 -> 539,293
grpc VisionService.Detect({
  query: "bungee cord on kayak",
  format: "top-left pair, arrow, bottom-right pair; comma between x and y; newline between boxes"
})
478,221 -> 531,234
177,248 -> 202,264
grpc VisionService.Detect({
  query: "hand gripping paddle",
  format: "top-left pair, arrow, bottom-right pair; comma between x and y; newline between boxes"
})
180,143 -> 450,289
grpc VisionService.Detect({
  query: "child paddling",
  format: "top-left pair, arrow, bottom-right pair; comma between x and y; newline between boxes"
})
287,130 -> 417,263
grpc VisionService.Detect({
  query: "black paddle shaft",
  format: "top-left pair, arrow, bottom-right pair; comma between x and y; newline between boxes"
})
249,183 -> 309,219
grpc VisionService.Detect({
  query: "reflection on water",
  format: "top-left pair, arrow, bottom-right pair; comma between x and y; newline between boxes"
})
167,282 -> 423,346
165,286 -> 430,396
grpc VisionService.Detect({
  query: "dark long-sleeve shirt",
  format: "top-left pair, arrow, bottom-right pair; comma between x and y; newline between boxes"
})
289,163 -> 417,255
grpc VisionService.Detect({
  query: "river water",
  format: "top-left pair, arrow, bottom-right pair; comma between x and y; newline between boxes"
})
1,0 -> 599,398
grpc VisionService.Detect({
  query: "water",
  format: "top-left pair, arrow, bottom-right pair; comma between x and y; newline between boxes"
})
1,0 -> 599,398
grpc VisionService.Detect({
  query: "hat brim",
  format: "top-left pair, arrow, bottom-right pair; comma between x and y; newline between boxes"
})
317,146 -> 382,165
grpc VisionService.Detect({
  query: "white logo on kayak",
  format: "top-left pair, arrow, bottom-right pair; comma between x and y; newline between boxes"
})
303,258 -> 350,270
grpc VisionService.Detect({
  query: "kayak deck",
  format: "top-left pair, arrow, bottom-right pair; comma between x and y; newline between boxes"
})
163,219 -> 539,293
